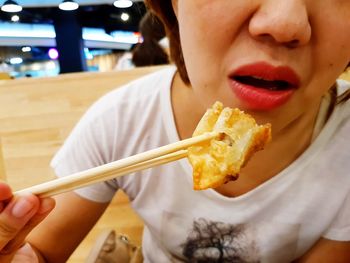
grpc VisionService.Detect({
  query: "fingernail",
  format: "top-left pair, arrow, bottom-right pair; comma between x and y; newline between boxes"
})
12,198 -> 34,218
18,243 -> 33,253
38,198 -> 55,214
11,242 -> 36,258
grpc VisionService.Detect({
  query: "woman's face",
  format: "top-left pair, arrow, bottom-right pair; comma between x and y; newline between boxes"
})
172,0 -> 350,130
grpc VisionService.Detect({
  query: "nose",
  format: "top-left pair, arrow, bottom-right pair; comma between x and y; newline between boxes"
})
249,0 -> 311,47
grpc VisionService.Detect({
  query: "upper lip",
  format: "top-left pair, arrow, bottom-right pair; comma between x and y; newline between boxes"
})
229,62 -> 301,89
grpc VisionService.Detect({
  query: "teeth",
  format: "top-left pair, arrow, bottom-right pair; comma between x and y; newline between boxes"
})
234,75 -> 291,90
251,76 -> 266,81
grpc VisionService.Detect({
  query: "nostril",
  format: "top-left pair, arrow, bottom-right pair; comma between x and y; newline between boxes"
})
248,8 -> 311,48
286,39 -> 300,49
255,33 -> 301,48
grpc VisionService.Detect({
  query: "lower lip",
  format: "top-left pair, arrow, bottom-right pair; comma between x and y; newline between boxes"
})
229,80 -> 295,110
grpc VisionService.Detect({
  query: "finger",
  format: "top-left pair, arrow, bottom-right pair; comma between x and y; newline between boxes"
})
0,183 -> 13,214
0,243 -> 36,263
1,198 -> 55,254
0,183 -> 12,201
10,243 -> 39,263
0,195 -> 40,251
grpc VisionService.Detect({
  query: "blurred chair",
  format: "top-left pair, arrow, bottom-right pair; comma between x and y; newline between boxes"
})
0,72 -> 11,80
340,68 -> 350,82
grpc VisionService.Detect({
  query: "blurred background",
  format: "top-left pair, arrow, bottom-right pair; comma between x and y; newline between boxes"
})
0,2 -> 169,261
0,0 -> 152,79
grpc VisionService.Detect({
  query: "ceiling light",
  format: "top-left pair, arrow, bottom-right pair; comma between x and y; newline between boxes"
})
9,57 -> 23,65
48,48 -> 59,60
1,0 -> 22,13
11,14 -> 19,22
113,0 -> 133,8
58,0 -> 79,11
22,46 -> 31,52
121,12 -> 129,21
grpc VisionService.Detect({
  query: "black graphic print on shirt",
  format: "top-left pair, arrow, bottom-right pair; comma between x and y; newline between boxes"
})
160,211 -> 299,262
181,218 -> 260,263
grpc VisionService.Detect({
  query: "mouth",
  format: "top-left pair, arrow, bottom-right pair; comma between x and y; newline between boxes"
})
232,75 -> 293,91
228,62 -> 301,110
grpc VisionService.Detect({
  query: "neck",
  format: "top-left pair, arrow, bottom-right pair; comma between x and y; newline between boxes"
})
217,106 -> 318,197
171,72 -> 204,139
243,107 -> 318,179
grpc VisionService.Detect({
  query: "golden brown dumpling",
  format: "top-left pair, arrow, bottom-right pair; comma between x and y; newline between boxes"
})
188,101 -> 271,190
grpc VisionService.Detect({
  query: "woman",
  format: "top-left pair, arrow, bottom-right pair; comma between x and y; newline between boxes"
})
1,0 -> 350,262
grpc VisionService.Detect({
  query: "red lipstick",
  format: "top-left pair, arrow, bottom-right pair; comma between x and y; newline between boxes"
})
229,62 -> 300,110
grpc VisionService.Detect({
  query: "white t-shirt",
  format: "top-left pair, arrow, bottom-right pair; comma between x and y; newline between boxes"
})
51,67 -> 350,262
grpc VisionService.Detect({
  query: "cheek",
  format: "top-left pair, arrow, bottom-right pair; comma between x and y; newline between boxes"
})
305,7 -> 350,99
312,4 -> 350,68
318,37 -> 350,73
177,13 -> 221,88
177,3 -> 249,85
304,63 -> 340,103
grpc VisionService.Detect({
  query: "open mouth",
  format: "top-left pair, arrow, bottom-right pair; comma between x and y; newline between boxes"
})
232,75 -> 293,91
229,62 -> 300,110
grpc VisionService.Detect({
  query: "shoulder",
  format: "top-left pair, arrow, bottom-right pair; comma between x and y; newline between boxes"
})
70,66 -> 176,143
335,79 -> 350,130
52,66 -> 176,161
73,66 -> 176,131
337,79 -> 350,93
295,237 -> 350,262
87,66 -> 176,116
320,103 -> 350,159
310,95 -> 350,189
324,79 -> 350,137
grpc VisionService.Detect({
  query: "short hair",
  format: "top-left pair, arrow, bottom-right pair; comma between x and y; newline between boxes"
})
132,11 -> 169,67
144,0 -> 190,84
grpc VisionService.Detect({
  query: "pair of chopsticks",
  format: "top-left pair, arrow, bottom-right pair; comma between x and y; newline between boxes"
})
14,131 -> 219,198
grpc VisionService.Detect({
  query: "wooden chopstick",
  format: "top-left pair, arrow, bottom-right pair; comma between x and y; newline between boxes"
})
31,150 -> 188,198
14,131 -> 219,197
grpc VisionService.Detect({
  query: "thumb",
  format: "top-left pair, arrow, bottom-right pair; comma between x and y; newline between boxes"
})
11,243 -> 39,263
0,243 -> 39,263
0,195 -> 39,251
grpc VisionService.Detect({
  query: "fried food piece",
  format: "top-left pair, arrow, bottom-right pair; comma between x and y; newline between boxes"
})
188,102 -> 271,190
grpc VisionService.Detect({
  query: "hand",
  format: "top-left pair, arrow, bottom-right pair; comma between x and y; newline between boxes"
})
0,182 -> 55,262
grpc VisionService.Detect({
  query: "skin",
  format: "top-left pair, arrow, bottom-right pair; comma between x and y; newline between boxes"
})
0,0 -> 349,262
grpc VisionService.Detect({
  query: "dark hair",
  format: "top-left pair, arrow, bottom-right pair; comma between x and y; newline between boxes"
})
139,11 -> 166,42
132,11 -> 169,67
144,0 -> 189,84
132,41 -> 169,67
